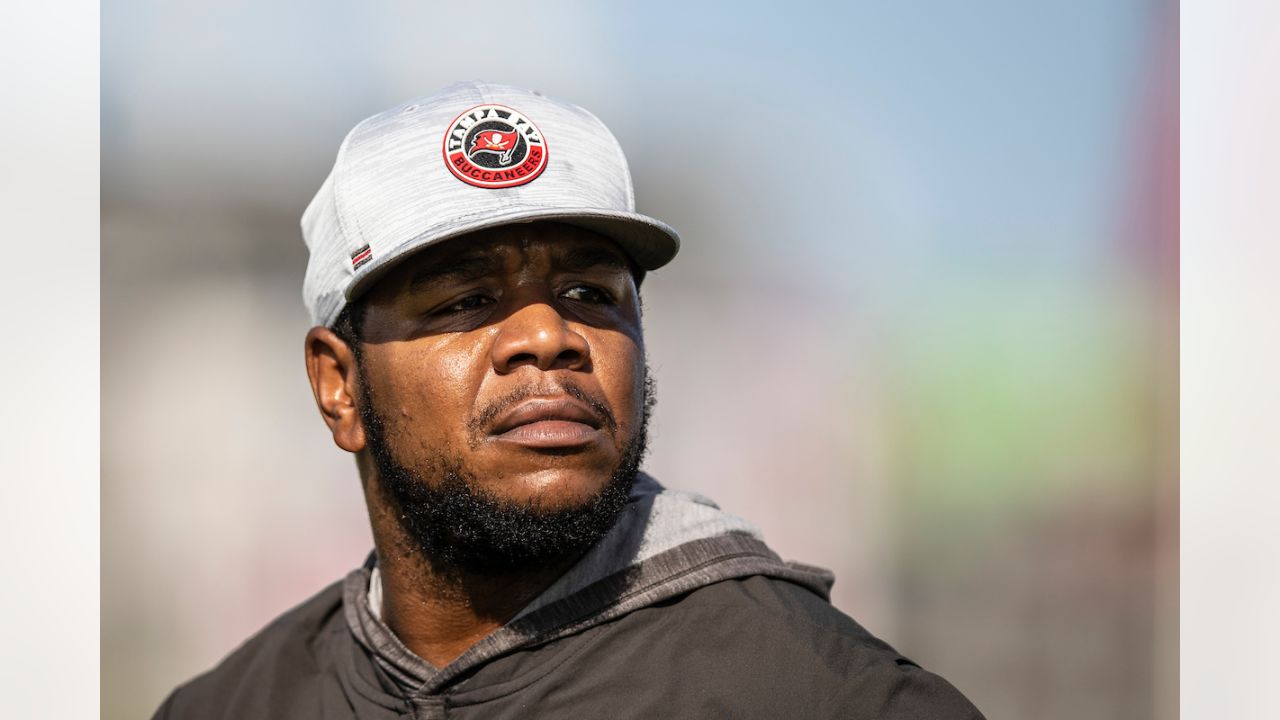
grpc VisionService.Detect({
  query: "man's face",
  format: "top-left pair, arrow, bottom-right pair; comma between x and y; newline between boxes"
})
350,222 -> 650,567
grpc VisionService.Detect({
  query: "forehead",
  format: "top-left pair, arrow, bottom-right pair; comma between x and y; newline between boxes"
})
366,222 -> 634,300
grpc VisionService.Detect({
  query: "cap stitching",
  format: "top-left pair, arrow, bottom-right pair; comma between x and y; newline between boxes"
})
331,117 -> 377,266
393,203 -> 670,225
575,105 -> 636,210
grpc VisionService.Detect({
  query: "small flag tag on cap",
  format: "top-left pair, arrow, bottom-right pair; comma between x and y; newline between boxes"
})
350,244 -> 372,270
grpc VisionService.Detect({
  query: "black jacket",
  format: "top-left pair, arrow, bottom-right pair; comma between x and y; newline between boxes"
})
154,478 -> 983,719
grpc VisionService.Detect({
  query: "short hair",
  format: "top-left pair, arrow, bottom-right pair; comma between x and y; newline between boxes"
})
330,299 -> 366,351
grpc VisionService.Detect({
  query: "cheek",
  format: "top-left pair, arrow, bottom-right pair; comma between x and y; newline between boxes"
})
365,339 -> 489,450
593,332 -> 646,434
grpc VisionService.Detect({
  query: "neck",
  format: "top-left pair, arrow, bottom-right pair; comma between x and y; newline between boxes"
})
365,493 -> 575,668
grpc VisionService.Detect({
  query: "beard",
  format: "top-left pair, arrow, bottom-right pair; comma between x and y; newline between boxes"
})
357,365 -> 654,574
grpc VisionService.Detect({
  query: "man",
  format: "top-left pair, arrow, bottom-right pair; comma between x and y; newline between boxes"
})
154,81 -> 983,719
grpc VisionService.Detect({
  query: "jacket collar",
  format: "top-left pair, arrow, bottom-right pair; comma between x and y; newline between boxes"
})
343,474 -> 834,699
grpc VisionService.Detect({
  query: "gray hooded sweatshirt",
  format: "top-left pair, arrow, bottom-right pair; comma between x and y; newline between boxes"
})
153,475 -> 984,719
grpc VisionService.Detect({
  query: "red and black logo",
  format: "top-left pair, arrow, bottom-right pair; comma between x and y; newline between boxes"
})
442,104 -> 548,189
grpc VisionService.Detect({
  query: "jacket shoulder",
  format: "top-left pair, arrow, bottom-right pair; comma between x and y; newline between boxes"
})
557,574 -> 985,719
151,579 -> 352,720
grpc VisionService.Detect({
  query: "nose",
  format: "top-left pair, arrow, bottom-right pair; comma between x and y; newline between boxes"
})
491,302 -> 590,374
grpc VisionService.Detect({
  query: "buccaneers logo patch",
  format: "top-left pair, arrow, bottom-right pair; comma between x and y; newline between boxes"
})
442,105 -> 548,189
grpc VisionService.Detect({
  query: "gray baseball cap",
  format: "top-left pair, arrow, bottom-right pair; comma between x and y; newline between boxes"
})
301,80 -> 680,327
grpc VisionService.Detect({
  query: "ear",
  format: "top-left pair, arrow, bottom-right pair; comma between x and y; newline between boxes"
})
304,326 -> 366,453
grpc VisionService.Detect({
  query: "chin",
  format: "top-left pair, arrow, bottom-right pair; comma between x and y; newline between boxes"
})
474,465 -> 619,511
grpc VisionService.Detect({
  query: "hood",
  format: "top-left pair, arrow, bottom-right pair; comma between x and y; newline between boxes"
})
344,473 -> 835,696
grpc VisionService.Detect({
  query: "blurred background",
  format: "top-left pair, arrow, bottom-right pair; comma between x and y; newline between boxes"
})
102,1 -> 1178,718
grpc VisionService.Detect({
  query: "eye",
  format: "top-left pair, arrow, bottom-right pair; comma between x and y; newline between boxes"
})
560,285 -> 614,305
437,294 -> 495,315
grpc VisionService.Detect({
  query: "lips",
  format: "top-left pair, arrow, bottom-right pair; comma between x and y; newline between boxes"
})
488,397 -> 606,449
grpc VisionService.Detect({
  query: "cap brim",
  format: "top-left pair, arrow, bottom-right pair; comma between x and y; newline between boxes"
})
345,206 -> 680,302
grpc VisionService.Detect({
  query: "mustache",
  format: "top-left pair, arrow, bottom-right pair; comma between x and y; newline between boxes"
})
466,379 -> 619,438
